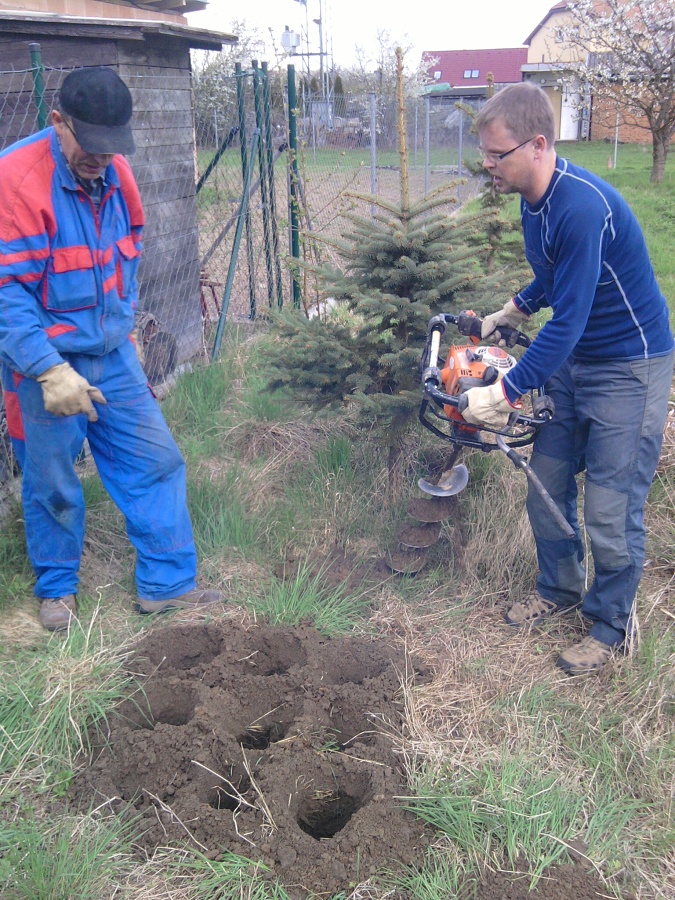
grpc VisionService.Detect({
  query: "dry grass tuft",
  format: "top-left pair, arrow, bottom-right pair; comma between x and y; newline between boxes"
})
0,603 -> 45,649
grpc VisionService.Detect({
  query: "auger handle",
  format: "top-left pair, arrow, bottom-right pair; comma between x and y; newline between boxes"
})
421,320 -> 446,389
495,435 -> 575,539
426,311 -> 531,349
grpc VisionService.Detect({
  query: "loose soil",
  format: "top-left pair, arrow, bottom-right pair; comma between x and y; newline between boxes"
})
69,619 -> 626,899
70,621 -> 432,898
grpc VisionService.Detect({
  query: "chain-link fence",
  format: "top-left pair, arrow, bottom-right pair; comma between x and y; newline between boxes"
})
291,90 -> 482,239
0,50 -> 486,489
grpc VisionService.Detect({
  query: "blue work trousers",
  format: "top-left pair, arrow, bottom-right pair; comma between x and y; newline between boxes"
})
4,341 -> 198,601
527,353 -> 673,647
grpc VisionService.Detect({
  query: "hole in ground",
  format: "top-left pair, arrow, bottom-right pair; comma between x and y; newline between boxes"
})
148,683 -> 196,726
297,789 -> 365,840
238,721 -> 288,750
209,774 -> 252,811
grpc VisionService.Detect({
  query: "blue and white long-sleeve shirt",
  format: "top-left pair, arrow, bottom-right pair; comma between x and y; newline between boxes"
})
502,156 -> 673,403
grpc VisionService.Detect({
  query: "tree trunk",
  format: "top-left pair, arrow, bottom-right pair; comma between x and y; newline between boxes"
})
650,129 -> 669,183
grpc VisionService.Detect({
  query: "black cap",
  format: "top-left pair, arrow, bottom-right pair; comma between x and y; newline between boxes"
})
59,67 -> 135,155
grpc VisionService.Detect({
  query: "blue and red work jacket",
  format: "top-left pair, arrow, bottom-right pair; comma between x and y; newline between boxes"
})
0,127 -> 145,380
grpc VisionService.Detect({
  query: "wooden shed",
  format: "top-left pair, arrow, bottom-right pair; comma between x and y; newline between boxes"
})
0,10 -> 236,380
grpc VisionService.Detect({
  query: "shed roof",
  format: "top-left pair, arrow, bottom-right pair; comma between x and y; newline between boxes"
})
0,9 -> 234,49
422,47 -> 527,88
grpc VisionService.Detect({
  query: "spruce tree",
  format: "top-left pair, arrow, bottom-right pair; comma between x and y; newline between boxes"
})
266,50 -> 504,480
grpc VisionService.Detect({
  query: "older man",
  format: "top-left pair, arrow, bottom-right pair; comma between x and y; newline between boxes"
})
0,67 -> 221,630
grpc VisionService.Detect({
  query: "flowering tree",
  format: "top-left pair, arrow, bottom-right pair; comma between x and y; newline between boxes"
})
563,0 -> 674,182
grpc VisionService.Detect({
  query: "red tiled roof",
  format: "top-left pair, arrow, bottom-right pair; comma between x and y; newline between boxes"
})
421,47 -> 528,88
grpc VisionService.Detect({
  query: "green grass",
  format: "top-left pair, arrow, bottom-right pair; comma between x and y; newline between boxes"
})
245,558 -> 370,634
0,612 -> 132,788
405,753 -> 592,887
383,852 -> 471,899
0,810 -> 138,899
188,466 -> 261,558
169,849 -> 292,900
0,503 -> 32,614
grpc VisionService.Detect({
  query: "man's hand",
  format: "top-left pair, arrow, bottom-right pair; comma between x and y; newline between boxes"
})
481,299 -> 529,345
37,362 -> 107,422
461,380 -> 521,430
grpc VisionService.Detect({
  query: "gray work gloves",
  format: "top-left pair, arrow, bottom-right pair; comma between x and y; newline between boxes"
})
37,362 -> 106,422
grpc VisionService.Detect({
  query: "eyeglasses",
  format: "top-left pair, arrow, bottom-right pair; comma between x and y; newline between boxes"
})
60,115 -> 113,157
479,137 -> 534,163
61,116 -> 80,144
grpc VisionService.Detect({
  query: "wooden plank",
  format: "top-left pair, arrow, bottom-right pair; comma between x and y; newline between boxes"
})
140,239 -> 199,283
0,35 -> 119,70
121,71 -> 191,90
129,143 -> 189,166
139,177 -> 197,206
0,21 -> 143,41
118,37 -> 190,69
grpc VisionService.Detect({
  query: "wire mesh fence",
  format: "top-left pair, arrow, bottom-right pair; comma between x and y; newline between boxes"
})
0,48 -> 486,491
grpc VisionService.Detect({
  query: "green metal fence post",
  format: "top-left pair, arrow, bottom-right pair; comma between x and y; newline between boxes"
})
236,62 -> 257,319
211,129 -> 260,362
29,43 -> 47,131
195,125 -> 239,195
287,64 -> 301,308
261,62 -> 284,309
252,60 -> 275,309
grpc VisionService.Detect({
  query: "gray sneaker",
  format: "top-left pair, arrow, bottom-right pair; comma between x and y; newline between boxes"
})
39,594 -> 77,631
505,590 -> 581,627
136,588 -> 222,614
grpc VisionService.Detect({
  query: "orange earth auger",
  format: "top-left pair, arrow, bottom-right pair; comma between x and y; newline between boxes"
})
388,310 -> 574,575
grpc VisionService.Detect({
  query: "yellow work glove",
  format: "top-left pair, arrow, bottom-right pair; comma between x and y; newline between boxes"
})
481,299 -> 530,345
37,362 -> 106,422
461,380 -> 521,430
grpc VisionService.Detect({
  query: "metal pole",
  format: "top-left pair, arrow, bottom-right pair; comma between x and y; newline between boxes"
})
369,91 -> 377,215
414,100 -> 418,168
287,64 -> 301,308
318,0 -> 325,100
262,62 -> 284,308
29,43 -> 47,130
613,104 -> 619,169
212,130 -> 260,361
196,125 -> 239,195
253,61 -> 275,309
425,95 -> 430,195
457,105 -> 463,179
235,62 -> 256,319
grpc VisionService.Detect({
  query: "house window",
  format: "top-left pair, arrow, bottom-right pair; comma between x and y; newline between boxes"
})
433,71 -> 442,80
463,69 -> 480,78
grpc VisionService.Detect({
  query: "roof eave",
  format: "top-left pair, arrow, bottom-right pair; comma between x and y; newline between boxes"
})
0,11 -> 236,50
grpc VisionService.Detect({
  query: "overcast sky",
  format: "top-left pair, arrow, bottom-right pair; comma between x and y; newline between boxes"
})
186,0 -> 554,67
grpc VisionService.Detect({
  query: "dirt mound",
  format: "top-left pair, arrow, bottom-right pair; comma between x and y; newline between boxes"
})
69,621 -> 629,899
70,621 -> 432,897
